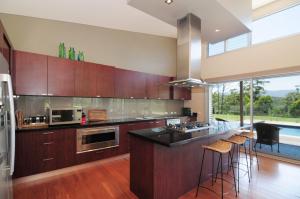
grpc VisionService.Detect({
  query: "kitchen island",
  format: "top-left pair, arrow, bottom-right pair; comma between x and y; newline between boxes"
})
129,123 -> 243,199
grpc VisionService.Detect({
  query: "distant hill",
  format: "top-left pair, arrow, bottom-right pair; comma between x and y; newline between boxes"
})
264,90 -> 294,97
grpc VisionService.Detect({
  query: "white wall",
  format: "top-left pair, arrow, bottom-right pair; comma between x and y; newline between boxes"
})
0,13 -> 177,76
201,34 -> 300,80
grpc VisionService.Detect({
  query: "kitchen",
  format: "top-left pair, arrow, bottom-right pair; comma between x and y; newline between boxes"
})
1,0 -> 300,199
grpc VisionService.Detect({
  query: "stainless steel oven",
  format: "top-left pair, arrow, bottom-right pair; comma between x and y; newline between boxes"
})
76,126 -> 119,153
49,107 -> 82,125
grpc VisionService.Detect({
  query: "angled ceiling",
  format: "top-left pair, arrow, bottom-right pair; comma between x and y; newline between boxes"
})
128,0 -> 251,43
0,0 -> 252,42
0,0 -> 177,38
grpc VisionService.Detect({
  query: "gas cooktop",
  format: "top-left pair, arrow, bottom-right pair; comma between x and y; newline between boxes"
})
166,119 -> 211,133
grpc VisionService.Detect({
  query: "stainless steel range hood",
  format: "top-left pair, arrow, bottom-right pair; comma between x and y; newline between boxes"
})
169,13 -> 207,87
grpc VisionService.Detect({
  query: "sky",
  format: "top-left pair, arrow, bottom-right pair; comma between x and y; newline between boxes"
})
262,75 -> 300,91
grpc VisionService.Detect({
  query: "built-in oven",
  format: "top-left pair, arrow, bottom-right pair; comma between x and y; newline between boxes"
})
49,107 -> 82,125
76,126 -> 119,153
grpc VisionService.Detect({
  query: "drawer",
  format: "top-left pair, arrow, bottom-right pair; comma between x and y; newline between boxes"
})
39,157 -> 56,172
38,131 -> 57,143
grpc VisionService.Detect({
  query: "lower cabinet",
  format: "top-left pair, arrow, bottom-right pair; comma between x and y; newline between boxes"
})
14,129 -> 77,178
119,120 -> 166,154
14,120 -> 166,178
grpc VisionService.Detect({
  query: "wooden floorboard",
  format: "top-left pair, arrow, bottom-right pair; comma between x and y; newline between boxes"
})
13,154 -> 300,199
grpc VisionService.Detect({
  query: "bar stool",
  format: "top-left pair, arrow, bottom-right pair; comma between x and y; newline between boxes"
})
240,131 -> 259,173
195,140 -> 237,199
222,135 -> 250,193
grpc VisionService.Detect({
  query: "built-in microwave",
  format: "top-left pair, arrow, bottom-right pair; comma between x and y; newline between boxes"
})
49,107 -> 82,125
76,126 -> 119,153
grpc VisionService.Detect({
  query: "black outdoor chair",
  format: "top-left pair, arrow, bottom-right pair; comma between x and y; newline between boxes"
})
254,123 -> 280,153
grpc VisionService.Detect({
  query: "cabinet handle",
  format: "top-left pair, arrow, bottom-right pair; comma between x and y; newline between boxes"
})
48,93 -> 54,96
155,121 -> 160,124
41,93 -> 47,96
43,142 -> 54,145
43,158 -> 54,161
130,97 -> 134,99
43,132 -> 54,135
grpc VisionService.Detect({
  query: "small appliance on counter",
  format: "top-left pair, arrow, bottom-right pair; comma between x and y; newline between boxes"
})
16,111 -> 48,129
49,107 -> 82,125
87,109 -> 107,122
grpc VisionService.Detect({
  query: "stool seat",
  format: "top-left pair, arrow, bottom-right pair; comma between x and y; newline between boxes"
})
203,141 -> 232,154
240,131 -> 255,139
225,135 -> 247,145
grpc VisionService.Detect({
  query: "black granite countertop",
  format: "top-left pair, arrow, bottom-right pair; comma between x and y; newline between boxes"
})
129,122 -> 249,147
16,116 -> 187,132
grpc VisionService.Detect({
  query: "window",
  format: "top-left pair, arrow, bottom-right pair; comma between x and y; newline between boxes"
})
208,41 -> 225,56
226,34 -> 249,51
208,33 -> 250,56
252,4 -> 300,44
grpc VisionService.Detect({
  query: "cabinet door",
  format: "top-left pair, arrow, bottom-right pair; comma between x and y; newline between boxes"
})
146,74 -> 159,99
173,87 -> 192,100
55,129 -> 76,169
96,64 -> 115,97
48,56 -> 76,96
75,62 -> 97,97
14,51 -> 48,95
115,68 -> 131,98
158,76 -> 172,100
133,71 -> 146,99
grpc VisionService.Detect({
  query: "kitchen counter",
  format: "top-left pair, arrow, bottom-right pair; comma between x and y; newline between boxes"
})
129,122 -> 246,199
16,115 -> 191,132
129,122 -> 246,147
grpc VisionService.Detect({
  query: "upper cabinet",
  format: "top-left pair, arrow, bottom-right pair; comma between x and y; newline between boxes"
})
173,87 -> 192,100
12,50 -> 188,100
48,56 -> 76,96
75,62 -> 97,97
14,51 -> 48,95
0,20 -> 12,73
146,74 -> 159,99
158,76 -> 172,100
96,64 -> 115,98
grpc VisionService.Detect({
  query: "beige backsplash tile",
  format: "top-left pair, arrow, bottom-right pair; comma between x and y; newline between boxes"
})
15,96 -> 183,119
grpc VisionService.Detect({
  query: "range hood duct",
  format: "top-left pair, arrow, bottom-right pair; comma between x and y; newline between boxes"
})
169,13 -> 207,87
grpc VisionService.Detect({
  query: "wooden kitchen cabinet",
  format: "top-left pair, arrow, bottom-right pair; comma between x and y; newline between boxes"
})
173,87 -> 192,100
115,68 -> 131,98
96,64 -> 115,98
13,50 -> 48,95
146,74 -> 159,99
158,76 -> 172,99
132,71 -> 147,99
14,129 -> 76,178
75,62 -> 97,97
48,56 -> 76,96
119,120 -> 166,154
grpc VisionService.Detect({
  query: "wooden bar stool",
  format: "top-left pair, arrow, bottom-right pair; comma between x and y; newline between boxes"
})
222,135 -> 250,193
195,140 -> 237,199
240,131 -> 259,173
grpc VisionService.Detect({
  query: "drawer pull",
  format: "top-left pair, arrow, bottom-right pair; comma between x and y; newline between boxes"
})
43,132 -> 54,135
43,158 -> 54,161
155,122 -> 160,124
43,142 -> 54,145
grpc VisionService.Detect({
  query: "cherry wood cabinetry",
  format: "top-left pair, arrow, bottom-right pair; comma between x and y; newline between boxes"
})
14,51 -> 48,95
173,87 -> 192,100
0,20 -> 11,66
146,74 -> 159,99
115,68 -> 131,98
158,76 -> 172,99
75,62 -> 97,97
48,56 -> 76,96
133,71 -> 147,99
14,129 -> 76,178
119,120 -> 165,154
96,64 -> 115,98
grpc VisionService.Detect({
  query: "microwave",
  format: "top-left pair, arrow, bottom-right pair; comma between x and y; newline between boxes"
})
49,107 -> 82,125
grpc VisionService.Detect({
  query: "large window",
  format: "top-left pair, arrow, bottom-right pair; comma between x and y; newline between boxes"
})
252,4 -> 300,44
208,33 -> 250,57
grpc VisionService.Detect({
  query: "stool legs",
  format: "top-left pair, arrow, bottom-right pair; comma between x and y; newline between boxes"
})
220,154 -> 224,199
254,141 -> 260,171
244,144 -> 250,183
196,149 -> 206,197
229,151 -> 238,197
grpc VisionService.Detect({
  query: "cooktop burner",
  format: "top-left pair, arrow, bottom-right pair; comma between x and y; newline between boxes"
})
166,121 -> 211,133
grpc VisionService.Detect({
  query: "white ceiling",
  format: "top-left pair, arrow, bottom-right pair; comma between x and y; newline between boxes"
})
0,0 -> 252,42
0,0 -> 177,38
252,0 -> 277,9
128,0 -> 251,43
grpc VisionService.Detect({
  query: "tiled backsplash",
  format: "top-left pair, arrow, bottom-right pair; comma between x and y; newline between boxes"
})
15,96 -> 184,119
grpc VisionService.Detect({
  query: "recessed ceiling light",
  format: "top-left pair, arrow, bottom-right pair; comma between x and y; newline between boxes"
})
215,29 -> 221,32
165,0 -> 173,5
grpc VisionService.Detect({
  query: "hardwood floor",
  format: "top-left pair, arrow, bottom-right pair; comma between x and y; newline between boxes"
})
13,154 -> 300,199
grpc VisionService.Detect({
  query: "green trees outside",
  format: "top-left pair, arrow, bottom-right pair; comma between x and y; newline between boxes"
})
212,80 -> 300,119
